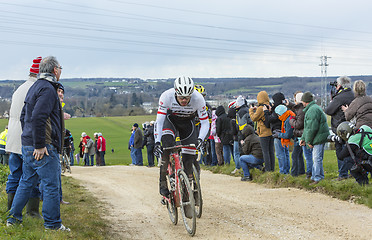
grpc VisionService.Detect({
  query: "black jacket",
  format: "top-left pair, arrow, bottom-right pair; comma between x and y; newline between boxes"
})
21,75 -> 63,152
144,125 -> 155,145
325,88 -> 354,134
216,106 -> 233,145
264,92 -> 285,132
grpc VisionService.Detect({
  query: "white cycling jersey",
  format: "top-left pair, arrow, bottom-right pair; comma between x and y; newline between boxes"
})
154,88 -> 209,143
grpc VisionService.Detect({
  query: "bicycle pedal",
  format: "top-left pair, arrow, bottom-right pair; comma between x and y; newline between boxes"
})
161,198 -> 167,205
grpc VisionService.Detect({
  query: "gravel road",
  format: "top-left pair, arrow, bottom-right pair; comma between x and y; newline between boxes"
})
70,165 -> 372,240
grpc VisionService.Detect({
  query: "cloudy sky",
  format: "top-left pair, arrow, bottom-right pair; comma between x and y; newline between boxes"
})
1,0 -> 372,80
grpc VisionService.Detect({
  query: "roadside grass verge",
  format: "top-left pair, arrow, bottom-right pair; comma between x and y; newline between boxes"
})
0,169 -> 115,239
204,149 -> 372,209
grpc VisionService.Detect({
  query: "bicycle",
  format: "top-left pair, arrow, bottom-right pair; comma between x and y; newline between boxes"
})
60,146 -> 72,174
192,151 -> 203,218
161,144 -> 197,236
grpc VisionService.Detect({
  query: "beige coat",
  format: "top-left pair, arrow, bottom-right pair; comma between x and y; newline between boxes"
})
6,76 -> 37,154
249,91 -> 272,137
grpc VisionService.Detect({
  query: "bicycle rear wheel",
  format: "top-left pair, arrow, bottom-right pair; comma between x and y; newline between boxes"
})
192,164 -> 203,218
178,170 -> 196,236
166,173 -> 178,225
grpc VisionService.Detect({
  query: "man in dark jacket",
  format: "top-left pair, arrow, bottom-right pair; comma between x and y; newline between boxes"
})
144,121 -> 155,167
7,56 -> 70,231
228,107 -> 240,173
239,125 -> 264,181
325,76 -> 354,180
133,123 -> 143,166
216,105 -> 233,165
264,92 -> 287,172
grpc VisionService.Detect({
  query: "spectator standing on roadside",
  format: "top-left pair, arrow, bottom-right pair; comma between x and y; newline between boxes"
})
211,109 -> 223,165
133,123 -> 143,166
300,92 -> 330,185
273,105 -> 295,174
287,92 -> 308,177
209,109 -> 218,166
325,76 -> 354,181
342,80 -> 372,129
249,91 -> 275,172
0,126 -> 9,165
5,57 -> 42,218
97,132 -> 106,166
216,105 -> 233,165
264,92 -> 287,172
7,56 -> 70,231
94,133 -> 101,166
144,121 -> 155,167
228,106 -> 240,174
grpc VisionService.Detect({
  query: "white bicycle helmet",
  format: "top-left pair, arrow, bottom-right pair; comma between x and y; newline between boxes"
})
174,76 -> 194,97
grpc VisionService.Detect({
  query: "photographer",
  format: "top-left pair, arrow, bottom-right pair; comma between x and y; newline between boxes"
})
325,76 -> 354,181
335,122 -> 371,185
249,91 -> 274,172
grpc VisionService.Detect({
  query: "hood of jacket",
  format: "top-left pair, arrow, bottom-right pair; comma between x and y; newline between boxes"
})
257,91 -> 270,105
216,105 -> 226,117
227,107 -> 236,119
272,92 -> 285,107
242,124 -> 254,138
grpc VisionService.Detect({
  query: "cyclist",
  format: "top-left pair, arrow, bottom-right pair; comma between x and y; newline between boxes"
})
194,84 -> 212,166
154,76 -> 209,198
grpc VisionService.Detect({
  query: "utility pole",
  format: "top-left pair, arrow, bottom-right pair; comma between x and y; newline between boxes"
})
319,56 -> 331,109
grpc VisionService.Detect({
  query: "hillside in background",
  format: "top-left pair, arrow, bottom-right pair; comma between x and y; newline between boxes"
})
1,75 -> 372,117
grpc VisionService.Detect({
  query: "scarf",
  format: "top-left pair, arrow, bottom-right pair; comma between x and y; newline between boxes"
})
278,110 -> 296,147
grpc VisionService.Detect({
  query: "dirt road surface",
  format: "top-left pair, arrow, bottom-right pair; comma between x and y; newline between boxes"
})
70,166 -> 372,240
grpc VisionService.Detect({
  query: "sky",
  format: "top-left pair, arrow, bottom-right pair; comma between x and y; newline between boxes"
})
1,0 -> 372,80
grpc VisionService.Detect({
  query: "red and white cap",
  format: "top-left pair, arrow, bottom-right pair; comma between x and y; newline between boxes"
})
30,56 -> 42,74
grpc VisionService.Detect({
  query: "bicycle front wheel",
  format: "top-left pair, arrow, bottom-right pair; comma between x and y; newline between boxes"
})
192,164 -> 203,218
178,170 -> 196,236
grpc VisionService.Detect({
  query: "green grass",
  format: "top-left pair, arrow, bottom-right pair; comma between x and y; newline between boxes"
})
0,175 -> 114,239
205,149 -> 372,208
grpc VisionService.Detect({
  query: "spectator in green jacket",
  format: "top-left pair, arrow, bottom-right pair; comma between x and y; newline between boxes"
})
300,92 -> 330,185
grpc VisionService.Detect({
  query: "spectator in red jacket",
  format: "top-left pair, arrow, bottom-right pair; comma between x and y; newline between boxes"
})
97,132 -> 106,166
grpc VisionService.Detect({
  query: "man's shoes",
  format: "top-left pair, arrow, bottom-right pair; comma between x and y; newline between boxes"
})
306,174 -> 312,179
60,200 -> 70,205
129,163 -> 135,166
309,181 -> 319,185
231,168 -> 239,174
6,221 -> 14,227
46,224 -> 71,232
241,176 -> 252,182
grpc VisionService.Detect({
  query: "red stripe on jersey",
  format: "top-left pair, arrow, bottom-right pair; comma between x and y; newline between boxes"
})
157,111 -> 167,115
199,116 -> 208,120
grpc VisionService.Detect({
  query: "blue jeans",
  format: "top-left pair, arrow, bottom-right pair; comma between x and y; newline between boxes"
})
274,138 -> 290,174
8,144 -> 62,229
223,144 -> 233,165
335,141 -> 353,178
69,151 -> 74,166
312,143 -> 325,182
240,155 -> 264,177
6,153 -> 40,198
233,140 -> 241,169
130,147 -> 136,165
210,139 -> 218,166
302,145 -> 313,175
100,151 -> 106,166
133,148 -> 143,166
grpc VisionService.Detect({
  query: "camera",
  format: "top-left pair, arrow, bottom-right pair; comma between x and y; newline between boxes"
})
329,81 -> 338,87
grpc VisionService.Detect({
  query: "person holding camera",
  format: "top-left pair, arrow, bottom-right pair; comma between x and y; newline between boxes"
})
335,122 -> 371,185
325,76 -> 354,181
249,91 -> 275,172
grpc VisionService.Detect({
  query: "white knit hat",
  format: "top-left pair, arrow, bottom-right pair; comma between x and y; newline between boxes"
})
295,92 -> 303,104
236,95 -> 245,108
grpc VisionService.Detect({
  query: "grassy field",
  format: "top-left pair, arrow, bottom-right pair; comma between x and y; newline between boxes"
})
0,116 -> 156,166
